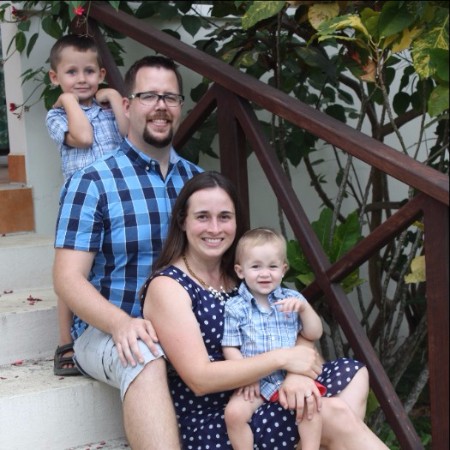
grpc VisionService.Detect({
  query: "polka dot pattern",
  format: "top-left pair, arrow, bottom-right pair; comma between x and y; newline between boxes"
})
148,266 -> 364,449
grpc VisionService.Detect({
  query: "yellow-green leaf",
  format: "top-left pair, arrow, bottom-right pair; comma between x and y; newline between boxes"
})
428,85 -> 449,117
317,14 -> 370,38
308,2 -> 340,31
242,1 -> 285,30
404,255 -> 426,284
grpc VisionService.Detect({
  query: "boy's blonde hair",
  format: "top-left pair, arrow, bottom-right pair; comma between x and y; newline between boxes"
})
235,227 -> 287,264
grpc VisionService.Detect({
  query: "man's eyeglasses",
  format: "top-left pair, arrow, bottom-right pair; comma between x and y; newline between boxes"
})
128,92 -> 184,107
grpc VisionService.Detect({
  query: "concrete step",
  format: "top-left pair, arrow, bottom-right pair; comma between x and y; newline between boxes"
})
0,233 -> 54,291
0,287 -> 58,365
0,359 -> 125,450
66,438 -> 129,450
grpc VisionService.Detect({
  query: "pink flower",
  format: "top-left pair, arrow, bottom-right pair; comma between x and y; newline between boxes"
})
73,5 -> 85,16
9,103 -> 17,112
11,6 -> 18,16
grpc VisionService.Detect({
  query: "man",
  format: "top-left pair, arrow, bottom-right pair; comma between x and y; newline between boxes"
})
53,55 -> 202,449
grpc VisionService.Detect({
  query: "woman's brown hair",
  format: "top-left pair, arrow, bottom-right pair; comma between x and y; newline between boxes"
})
153,171 -> 246,283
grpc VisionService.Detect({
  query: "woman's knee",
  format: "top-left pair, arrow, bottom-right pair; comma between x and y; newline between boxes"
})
322,397 -> 359,435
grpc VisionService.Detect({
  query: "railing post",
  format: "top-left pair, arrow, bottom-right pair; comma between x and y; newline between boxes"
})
215,87 -> 250,229
423,199 -> 449,449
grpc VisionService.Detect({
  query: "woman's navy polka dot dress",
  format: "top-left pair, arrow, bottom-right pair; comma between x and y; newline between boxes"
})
148,266 -> 364,449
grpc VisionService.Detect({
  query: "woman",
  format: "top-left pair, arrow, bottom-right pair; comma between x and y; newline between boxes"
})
141,171 -> 389,449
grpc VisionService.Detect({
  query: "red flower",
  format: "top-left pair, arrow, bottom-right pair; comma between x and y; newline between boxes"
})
73,5 -> 85,16
9,103 -> 17,112
11,6 -> 18,16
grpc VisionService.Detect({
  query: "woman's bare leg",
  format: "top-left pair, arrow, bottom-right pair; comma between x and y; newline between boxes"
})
319,397 -> 389,450
336,366 -> 369,419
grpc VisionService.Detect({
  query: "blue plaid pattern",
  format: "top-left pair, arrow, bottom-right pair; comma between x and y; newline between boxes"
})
55,139 -> 202,339
46,100 -> 123,181
222,283 -> 305,400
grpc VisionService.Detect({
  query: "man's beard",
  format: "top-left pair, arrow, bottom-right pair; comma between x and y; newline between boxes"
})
143,126 -> 174,149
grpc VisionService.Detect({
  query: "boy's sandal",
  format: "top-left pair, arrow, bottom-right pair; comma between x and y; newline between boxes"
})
53,343 -> 81,376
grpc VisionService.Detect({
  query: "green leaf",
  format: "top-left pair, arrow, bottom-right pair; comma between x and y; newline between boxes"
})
190,81 -> 210,103
428,84 -> 449,117
134,2 -> 158,18
241,1 -> 285,30
41,15 -> 62,39
176,2 -> 193,14
412,25 -> 449,79
428,48 -> 449,82
316,14 -> 370,40
312,208 -> 333,254
17,20 -> 30,32
393,91 -> 410,115
378,1 -> 415,38
15,32 -> 26,53
107,1 -> 121,10
181,15 -> 202,38
26,33 -> 39,58
158,2 -> 178,20
325,104 -> 346,123
332,211 -> 361,261
287,240 -> 310,273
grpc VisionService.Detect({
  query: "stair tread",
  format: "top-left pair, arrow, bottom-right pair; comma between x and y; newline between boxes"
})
0,286 -> 56,314
0,358 -> 100,397
65,438 -> 129,450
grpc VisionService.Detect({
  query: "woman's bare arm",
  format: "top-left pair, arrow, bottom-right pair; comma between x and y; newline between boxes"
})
143,275 -> 322,396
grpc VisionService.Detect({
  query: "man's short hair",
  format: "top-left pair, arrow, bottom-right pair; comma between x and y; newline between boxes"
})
124,55 -> 183,97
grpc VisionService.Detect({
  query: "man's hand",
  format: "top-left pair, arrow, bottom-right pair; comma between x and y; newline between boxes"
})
111,315 -> 161,367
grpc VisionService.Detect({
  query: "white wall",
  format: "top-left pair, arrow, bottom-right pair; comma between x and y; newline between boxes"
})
0,4 -> 426,240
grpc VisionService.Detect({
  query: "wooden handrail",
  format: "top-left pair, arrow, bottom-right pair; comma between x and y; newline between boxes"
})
88,2 -> 448,207
85,3 -> 448,448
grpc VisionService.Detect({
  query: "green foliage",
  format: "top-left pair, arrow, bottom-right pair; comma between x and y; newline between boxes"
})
1,4 -> 447,444
286,208 -> 364,292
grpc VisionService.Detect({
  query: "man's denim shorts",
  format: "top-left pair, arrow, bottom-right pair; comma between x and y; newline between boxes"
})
73,325 -> 164,400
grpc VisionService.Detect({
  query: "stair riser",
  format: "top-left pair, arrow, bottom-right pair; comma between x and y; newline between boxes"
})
0,239 -> 54,291
0,308 -> 58,365
0,382 -> 124,449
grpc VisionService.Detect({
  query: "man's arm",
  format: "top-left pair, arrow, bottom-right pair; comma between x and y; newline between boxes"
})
53,248 -> 160,366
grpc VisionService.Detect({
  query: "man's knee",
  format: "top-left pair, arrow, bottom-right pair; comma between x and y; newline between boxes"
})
124,357 -> 168,400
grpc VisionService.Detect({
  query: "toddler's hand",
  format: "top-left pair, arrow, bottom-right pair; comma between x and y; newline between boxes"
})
274,297 -> 306,314
236,381 -> 260,402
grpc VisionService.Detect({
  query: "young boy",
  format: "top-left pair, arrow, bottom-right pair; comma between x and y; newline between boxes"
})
46,34 -> 128,376
222,228 -> 326,450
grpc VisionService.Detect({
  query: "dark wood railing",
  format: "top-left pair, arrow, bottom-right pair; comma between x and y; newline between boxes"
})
81,3 -> 449,449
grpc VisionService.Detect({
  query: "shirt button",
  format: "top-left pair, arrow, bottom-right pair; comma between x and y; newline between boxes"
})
145,166 -> 150,171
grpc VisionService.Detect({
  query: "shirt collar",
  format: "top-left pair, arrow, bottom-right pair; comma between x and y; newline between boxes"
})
238,282 -> 285,306
121,138 -> 180,172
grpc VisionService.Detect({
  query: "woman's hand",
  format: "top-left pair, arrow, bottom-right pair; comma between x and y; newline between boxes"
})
283,345 -> 323,379
278,373 -> 322,423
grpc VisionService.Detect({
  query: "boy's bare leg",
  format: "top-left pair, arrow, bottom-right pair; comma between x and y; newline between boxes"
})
298,401 -> 322,450
55,297 -> 76,370
224,392 -> 264,450
123,358 -> 181,450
